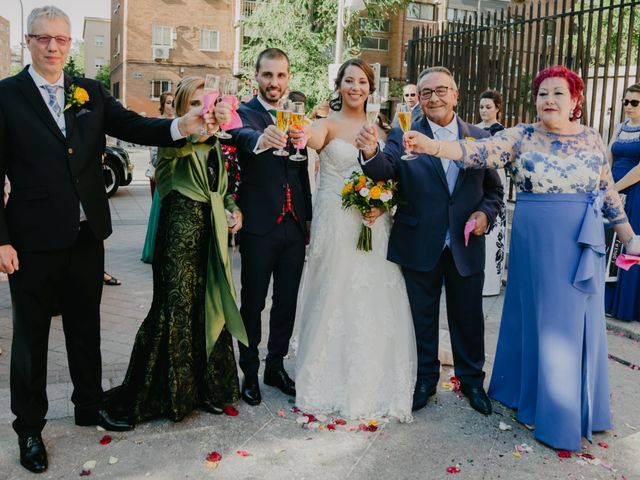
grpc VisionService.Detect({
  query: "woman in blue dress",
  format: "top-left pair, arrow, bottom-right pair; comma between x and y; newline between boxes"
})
402,66 -> 640,451
605,83 -> 640,321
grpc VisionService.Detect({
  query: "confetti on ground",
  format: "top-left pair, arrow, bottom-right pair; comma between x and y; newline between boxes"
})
99,435 -> 112,445
236,450 -> 250,457
277,409 -> 286,417
335,419 -> 347,425
558,450 -> 572,458
597,442 -> 609,448
83,461 -> 97,470
498,421 -> 512,431
223,405 -> 239,416
108,457 -> 118,465
446,465 -> 461,474
327,423 -> 336,431
79,470 -> 91,476
206,452 -> 222,463
512,451 -> 522,459
515,443 -> 533,454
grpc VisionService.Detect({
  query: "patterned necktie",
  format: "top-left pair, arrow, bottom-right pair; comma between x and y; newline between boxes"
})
445,160 -> 458,193
41,84 -> 62,117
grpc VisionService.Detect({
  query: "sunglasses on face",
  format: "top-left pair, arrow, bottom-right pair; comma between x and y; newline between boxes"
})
28,34 -> 72,47
623,99 -> 640,107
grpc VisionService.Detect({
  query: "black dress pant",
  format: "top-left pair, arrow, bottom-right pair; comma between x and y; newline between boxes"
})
238,215 -> 305,377
402,247 -> 486,388
9,223 -> 104,437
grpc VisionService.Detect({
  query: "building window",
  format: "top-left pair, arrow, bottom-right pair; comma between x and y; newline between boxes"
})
380,65 -> 389,78
407,2 -> 436,21
447,8 -> 472,22
361,37 -> 389,51
152,25 -> 174,47
359,18 -> 391,33
112,81 -> 120,99
115,33 -> 120,56
94,35 -> 104,47
200,29 -> 219,51
150,80 -> 172,100
95,57 -> 105,69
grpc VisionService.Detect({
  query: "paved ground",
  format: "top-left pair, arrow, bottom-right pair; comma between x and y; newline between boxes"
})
0,160 -> 639,479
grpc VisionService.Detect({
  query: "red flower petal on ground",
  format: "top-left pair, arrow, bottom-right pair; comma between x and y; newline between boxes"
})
79,470 -> 91,476
335,419 -> 347,425
557,450 -> 572,458
236,450 -> 250,457
223,405 -> 239,416
292,406 -> 301,414
327,423 -> 336,431
99,435 -> 112,445
303,413 -> 317,422
598,442 -> 609,448
367,424 -> 378,432
447,466 -> 461,474
577,453 -> 596,460
358,424 -> 368,431
206,452 -> 222,463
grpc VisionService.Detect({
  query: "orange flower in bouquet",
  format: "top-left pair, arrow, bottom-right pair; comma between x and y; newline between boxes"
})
341,171 -> 398,251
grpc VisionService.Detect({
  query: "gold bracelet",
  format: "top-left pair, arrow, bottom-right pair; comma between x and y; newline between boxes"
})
433,140 -> 441,156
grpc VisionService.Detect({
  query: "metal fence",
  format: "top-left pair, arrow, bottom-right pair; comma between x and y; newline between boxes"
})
406,0 -> 640,140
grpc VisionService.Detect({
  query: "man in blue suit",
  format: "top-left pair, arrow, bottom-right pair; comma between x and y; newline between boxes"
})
356,66 -> 503,414
230,48 -> 312,406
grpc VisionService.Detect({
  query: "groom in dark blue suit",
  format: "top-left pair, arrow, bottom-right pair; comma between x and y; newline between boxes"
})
230,48 -> 312,406
357,67 -> 503,415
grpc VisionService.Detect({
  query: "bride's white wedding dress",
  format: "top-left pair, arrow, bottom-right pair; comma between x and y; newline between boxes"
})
295,138 -> 417,421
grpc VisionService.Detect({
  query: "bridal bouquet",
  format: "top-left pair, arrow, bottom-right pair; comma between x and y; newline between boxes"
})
341,171 -> 398,252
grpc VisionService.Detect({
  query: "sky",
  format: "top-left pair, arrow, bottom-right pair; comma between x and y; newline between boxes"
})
3,0 -> 110,47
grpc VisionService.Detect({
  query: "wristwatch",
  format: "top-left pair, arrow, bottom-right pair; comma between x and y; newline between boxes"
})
625,235 -> 640,255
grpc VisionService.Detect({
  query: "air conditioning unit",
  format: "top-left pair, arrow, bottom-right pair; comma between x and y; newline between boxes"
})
152,46 -> 170,61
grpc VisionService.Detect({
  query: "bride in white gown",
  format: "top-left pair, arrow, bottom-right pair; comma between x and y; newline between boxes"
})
293,59 -> 417,421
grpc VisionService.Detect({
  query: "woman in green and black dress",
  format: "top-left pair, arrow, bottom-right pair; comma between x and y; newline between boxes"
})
109,77 -> 248,423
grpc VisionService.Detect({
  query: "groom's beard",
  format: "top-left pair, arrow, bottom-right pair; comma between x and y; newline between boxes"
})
259,85 -> 284,104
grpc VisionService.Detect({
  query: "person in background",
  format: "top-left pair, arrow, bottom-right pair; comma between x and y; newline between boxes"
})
403,65 -> 640,451
476,89 -> 507,296
391,83 -> 422,129
605,83 -> 640,322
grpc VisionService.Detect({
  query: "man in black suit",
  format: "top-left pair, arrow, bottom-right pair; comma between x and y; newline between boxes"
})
356,67 -> 503,416
230,48 -> 312,406
0,6 -> 213,474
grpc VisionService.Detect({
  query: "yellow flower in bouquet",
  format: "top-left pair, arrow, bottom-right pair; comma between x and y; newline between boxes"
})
341,171 -> 398,252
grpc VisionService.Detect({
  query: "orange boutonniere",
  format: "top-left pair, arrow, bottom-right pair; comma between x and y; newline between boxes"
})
64,85 -> 89,111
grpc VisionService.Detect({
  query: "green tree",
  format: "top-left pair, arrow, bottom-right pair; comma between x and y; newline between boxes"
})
95,63 -> 111,89
63,56 -> 84,78
241,0 -> 409,106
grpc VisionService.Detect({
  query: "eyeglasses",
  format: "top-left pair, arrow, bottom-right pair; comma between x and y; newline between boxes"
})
419,86 -> 450,100
404,93 -> 417,97
623,99 -> 640,107
28,34 -> 71,47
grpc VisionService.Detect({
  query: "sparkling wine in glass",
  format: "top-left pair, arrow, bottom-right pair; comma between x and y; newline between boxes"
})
364,93 -> 381,152
274,98 -> 291,157
202,74 -> 220,135
215,76 -> 239,139
397,103 -> 417,160
289,102 -> 307,161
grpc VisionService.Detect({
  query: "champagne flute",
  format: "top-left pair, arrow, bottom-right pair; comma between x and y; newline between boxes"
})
364,93 -> 381,152
289,102 -> 307,161
397,103 -> 417,160
274,98 -> 291,157
202,74 -> 220,135
215,76 -> 239,139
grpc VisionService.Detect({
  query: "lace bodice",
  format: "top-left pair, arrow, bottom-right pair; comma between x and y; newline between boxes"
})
458,124 -> 627,224
317,138 -> 363,193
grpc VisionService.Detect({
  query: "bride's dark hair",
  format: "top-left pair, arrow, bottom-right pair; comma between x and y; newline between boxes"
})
329,58 -> 376,112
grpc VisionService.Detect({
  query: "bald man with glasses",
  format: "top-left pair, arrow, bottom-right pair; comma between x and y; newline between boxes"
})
391,83 -> 423,129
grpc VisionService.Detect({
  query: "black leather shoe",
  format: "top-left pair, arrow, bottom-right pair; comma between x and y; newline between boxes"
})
242,375 -> 262,406
264,366 -> 296,397
460,384 -> 492,415
75,409 -> 134,431
19,435 -> 47,474
412,382 -> 437,411
201,403 -> 224,415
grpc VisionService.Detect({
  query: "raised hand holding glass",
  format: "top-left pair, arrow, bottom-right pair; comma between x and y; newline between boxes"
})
289,102 -> 307,161
274,98 -> 291,157
397,103 -> 417,160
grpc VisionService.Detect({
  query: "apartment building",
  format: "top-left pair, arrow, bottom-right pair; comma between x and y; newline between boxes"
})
110,0 -> 236,114
83,17 -> 111,80
360,0 -> 511,84
0,17 -> 10,80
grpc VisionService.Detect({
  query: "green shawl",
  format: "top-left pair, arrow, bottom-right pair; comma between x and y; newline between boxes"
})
156,138 -> 248,355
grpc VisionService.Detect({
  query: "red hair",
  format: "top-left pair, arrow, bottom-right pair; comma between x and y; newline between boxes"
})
532,65 -> 584,121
